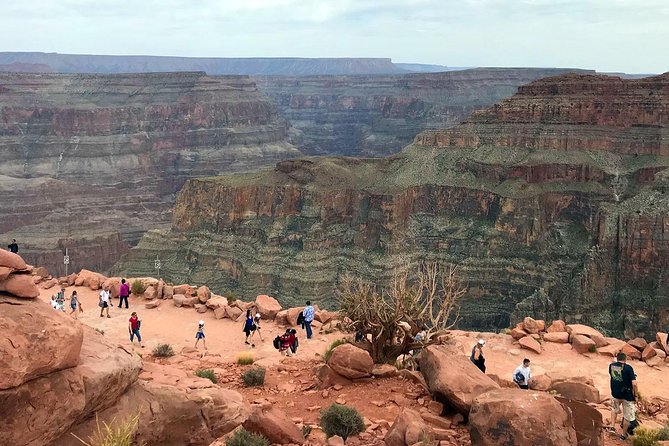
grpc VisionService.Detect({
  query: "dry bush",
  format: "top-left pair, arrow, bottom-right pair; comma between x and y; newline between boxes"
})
72,414 -> 143,446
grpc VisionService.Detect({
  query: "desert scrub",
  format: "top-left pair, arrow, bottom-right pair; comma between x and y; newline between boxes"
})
302,425 -> 312,438
131,280 -> 146,295
72,414 -> 144,446
588,344 -> 597,353
657,424 -> 669,440
152,343 -> 174,358
320,403 -> 365,440
225,428 -> 270,446
237,351 -> 254,365
195,369 -> 217,384
242,367 -> 266,387
323,338 -> 349,363
631,427 -> 660,446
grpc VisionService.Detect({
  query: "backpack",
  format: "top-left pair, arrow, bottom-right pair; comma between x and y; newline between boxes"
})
296,312 -> 304,325
273,336 -> 281,349
627,419 -> 639,436
513,371 -> 525,384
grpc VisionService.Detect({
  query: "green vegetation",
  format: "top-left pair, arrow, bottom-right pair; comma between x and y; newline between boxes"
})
657,424 -> 669,440
320,404 -> 365,440
152,343 -> 174,358
131,280 -> 146,295
631,427 -> 660,446
588,344 -> 597,353
225,428 -> 270,446
236,351 -> 254,365
302,425 -> 312,438
242,367 -> 266,387
72,414 -> 143,446
323,339 -> 349,364
195,369 -> 217,384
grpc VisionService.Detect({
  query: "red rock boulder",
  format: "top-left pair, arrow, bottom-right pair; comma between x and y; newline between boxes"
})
657,332 -> 669,354
522,317 -> 545,334
566,324 -> 604,341
243,404 -> 304,444
518,336 -> 542,354
550,380 -> 600,404
571,334 -> 596,354
254,294 -> 281,320
386,408 -> 434,446
0,249 -> 27,270
0,273 -> 39,298
628,337 -> 648,351
642,344 -> 657,361
327,344 -> 373,379
556,397 -> 603,446
543,332 -> 569,343
469,388 -> 577,446
197,286 -> 211,303
621,343 -> 642,360
286,307 -> 304,326
510,324 -> 528,340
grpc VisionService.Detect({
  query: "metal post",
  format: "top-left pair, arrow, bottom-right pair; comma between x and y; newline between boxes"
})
154,256 -> 161,280
64,248 -> 70,276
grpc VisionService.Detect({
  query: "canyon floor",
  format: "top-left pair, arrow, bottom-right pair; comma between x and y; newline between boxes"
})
39,286 -> 669,445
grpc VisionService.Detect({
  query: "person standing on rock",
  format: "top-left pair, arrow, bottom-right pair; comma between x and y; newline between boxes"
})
302,300 -> 315,339
470,339 -> 486,373
512,358 -> 531,389
128,312 -> 144,347
68,290 -> 83,319
99,286 -> 111,318
609,352 -> 638,440
118,278 -> 130,309
7,239 -> 18,253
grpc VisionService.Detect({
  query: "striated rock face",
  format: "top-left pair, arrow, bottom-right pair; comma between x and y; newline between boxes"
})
0,72 -> 299,274
116,73 -> 669,335
255,68 -> 593,157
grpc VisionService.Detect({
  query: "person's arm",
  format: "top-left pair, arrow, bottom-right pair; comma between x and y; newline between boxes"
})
473,349 -> 481,360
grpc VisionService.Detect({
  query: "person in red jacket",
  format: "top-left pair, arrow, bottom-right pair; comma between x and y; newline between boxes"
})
128,312 -> 144,348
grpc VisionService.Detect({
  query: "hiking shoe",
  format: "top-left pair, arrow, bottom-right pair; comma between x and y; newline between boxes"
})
607,427 -> 617,434
619,434 -> 628,441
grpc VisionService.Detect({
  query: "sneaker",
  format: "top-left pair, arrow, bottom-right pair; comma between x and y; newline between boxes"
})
607,427 -> 617,434
619,434 -> 628,441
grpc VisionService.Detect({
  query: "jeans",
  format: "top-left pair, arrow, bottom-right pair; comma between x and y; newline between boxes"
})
119,295 -> 129,308
304,320 -> 312,339
130,329 -> 142,343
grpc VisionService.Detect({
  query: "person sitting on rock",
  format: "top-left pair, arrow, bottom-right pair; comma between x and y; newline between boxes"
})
7,239 -> 18,253
470,339 -> 486,373
194,320 -> 207,350
512,358 -> 531,389
609,352 -> 638,440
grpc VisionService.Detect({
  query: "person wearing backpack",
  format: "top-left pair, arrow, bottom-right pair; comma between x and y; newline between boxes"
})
512,358 -> 531,389
243,309 -> 256,347
609,352 -> 638,440
302,301 -> 315,339
128,312 -> 144,348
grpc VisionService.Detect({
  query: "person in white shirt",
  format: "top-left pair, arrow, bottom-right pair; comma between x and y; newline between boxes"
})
99,286 -> 111,318
512,358 -> 531,389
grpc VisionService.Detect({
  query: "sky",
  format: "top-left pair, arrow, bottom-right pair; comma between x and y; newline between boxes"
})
2,0 -> 668,73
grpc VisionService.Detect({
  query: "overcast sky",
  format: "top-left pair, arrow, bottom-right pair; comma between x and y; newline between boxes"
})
2,0 -> 667,73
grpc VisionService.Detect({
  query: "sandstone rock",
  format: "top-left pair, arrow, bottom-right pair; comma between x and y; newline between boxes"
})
646,356 -> 663,367
163,285 -> 174,299
590,333 -> 609,348
205,296 -> 228,310
214,306 -> 227,319
31,274 -> 43,284
656,348 -> 667,359
642,344 -> 657,361
225,305 -> 243,320
597,343 -> 624,357
0,249 -> 27,270
529,374 -> 552,391
372,364 -> 398,378
197,286 -> 211,303
469,388 -> 578,446
522,317 -> 544,334
0,273 -> 40,298
621,343 -> 642,360
386,408 -> 434,446
255,294 -> 282,320
556,397 -> 603,446
172,294 -> 186,307
543,332 -> 569,343
182,296 -> 199,307
145,300 -> 161,309
657,332 -> 669,354
550,381 -> 600,404
316,364 -> 353,389
0,266 -> 14,281
419,345 -> 499,414
41,278 -> 58,289
328,344 -> 373,379
518,336 -> 541,354
243,405 -> 304,444
315,310 -> 337,324
510,324 -> 528,340
571,334 -> 596,354
156,279 -> 165,299
628,337 -> 648,351
33,266 -> 49,278
173,284 -> 194,296
196,304 -> 208,313
145,285 -> 157,300
101,277 -> 121,298
286,306 -> 304,326
328,436 -> 345,446
0,296 -> 84,390
275,310 -> 289,325
566,324 -> 604,341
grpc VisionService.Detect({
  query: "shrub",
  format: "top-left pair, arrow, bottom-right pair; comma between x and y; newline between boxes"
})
657,424 -> 669,441
242,367 -> 266,387
302,425 -> 312,438
195,369 -> 217,384
588,344 -> 597,353
226,291 -> 238,305
225,428 -> 270,446
631,427 -> 660,446
152,343 -> 174,358
323,339 -> 349,364
237,351 -> 254,365
131,280 -> 146,295
320,403 -> 365,440
72,414 -> 144,446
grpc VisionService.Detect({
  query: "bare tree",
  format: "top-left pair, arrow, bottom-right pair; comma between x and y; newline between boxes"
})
336,262 -> 467,364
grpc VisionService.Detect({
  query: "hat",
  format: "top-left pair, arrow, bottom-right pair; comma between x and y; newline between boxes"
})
478,339 -> 486,346
254,313 -> 261,320
199,320 -> 205,326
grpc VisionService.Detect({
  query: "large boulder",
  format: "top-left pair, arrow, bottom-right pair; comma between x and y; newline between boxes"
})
543,332 -> 569,343
101,277 -> 121,298
205,296 -> 228,310
243,404 -> 304,445
628,337 -> 648,352
0,266 -> 13,280
0,249 -> 27,270
386,408 -> 434,446
566,324 -> 604,341
546,320 -> 567,333
0,325 -> 141,446
518,336 -> 541,354
550,380 -> 600,404
621,343 -> 642,360
327,344 -> 373,379
315,364 -> 353,389
657,332 -> 669,354
469,388 -> 578,446
571,334 -> 596,354
163,285 -> 174,299
172,294 -> 186,308
0,273 -> 39,298
197,286 -> 211,303
254,294 -> 282,320
0,296 -> 84,390
556,397 -> 603,446
420,345 -> 500,414
173,284 -> 194,296
286,307 -> 304,326
225,305 -> 243,320
510,324 -> 528,340
75,269 -> 107,290
522,317 -> 544,334
642,344 -> 657,361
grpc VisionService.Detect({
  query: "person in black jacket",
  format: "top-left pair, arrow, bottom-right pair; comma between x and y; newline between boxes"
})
7,239 -> 18,253
470,339 -> 486,373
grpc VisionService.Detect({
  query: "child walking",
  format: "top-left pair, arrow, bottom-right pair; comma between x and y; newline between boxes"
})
194,320 -> 207,350
68,291 -> 83,319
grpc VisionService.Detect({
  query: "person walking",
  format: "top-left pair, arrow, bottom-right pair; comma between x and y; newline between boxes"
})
55,288 -> 66,311
194,320 -> 207,350
250,313 -> 264,342
128,312 -> 144,347
243,309 -> 256,346
302,300 -> 315,339
68,290 -> 83,319
118,278 -> 130,309
609,352 -> 638,440
512,358 -> 531,389
470,339 -> 486,373
99,286 -> 111,318
7,239 -> 18,253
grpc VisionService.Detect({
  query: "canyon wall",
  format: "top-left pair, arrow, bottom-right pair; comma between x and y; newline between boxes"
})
0,72 -> 299,274
116,73 -> 669,336
255,68 -> 594,156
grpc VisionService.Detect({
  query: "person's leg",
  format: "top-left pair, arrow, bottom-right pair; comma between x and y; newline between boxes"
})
130,330 -> 135,343
258,328 -> 264,341
136,329 -> 143,347
305,321 -> 312,339
621,401 -> 636,438
123,296 -> 129,309
610,399 -> 620,431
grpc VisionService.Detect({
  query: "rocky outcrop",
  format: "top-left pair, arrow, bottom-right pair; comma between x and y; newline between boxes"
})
256,68 -> 592,157
0,72 -> 299,274
327,343 -> 374,379
116,73 -> 669,335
